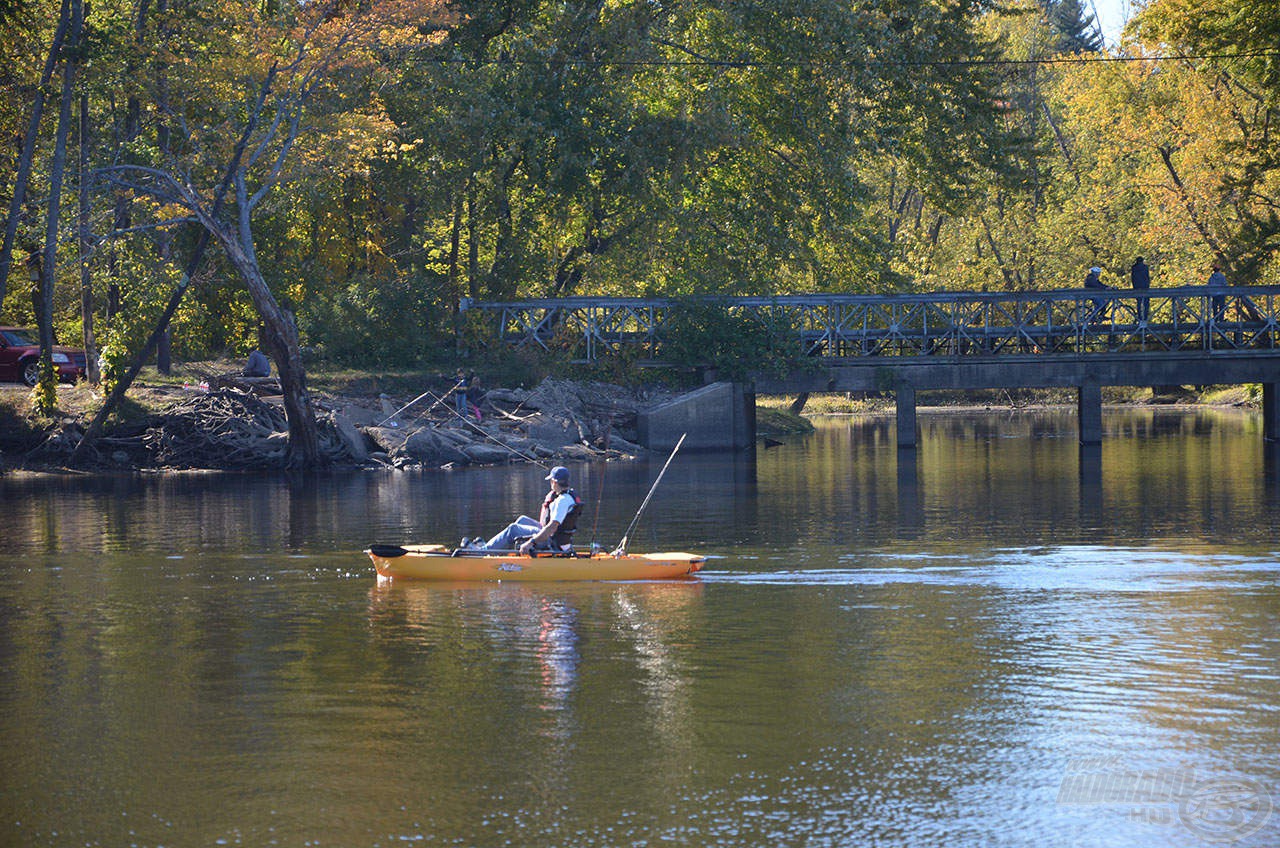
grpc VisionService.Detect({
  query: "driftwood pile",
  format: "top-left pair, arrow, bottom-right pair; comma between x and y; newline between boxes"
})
364,377 -> 672,471
143,389 -> 293,468
21,376 -> 676,472
60,388 -> 358,470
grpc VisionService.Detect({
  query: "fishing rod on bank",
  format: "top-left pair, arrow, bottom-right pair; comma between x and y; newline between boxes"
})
377,379 -> 546,468
612,432 -> 686,557
376,379 -> 463,427
425,388 -> 550,469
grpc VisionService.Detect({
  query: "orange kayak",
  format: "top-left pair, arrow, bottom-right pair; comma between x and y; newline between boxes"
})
366,544 -> 705,582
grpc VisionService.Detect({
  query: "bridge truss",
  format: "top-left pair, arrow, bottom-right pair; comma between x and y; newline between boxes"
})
465,287 -> 1280,361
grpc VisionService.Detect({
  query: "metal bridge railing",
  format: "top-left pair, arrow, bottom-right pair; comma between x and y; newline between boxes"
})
462,287 -> 1280,362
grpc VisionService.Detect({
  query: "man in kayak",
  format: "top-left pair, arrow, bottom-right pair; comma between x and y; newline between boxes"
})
465,466 -> 582,554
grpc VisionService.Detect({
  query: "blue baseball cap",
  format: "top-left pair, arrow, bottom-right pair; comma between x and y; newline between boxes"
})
545,466 -> 570,483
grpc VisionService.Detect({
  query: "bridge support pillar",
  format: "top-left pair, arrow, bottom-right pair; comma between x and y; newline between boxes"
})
1079,444 -> 1103,530
896,386 -> 917,448
1078,382 -> 1102,445
637,381 -> 754,451
1263,383 -> 1280,442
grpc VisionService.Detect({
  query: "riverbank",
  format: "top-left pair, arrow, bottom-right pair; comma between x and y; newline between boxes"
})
0,368 -> 681,473
0,367 -> 1260,474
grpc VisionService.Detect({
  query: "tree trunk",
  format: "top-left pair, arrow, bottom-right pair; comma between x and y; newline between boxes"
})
79,92 -> 97,384
267,311 -> 320,467
466,178 -> 478,300
447,187 -> 462,304
157,329 -> 171,374
37,0 -> 82,410
223,185 -> 321,466
979,215 -> 1019,289
789,393 -> 810,416
0,0 -> 71,307
486,153 -> 519,300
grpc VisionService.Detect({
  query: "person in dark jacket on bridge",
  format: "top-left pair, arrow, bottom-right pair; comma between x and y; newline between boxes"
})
1084,266 -> 1110,322
1208,264 -> 1229,322
1130,257 -> 1151,322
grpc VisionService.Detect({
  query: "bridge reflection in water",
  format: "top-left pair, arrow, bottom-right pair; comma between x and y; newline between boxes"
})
466,287 -> 1280,447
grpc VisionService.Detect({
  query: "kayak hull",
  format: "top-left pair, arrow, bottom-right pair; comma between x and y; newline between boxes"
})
367,546 -> 705,582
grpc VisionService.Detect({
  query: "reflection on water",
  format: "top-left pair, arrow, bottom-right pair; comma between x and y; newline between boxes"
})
1,408 -> 1279,847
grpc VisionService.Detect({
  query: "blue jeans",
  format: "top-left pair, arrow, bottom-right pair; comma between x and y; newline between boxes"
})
483,516 -> 541,551
1211,294 -> 1226,322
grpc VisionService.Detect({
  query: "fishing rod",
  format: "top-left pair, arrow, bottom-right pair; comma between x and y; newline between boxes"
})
377,379 -> 463,427
613,432 -> 686,557
588,415 -> 613,551
426,389 -> 550,469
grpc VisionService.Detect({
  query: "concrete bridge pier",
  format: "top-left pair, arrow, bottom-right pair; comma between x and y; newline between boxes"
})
1079,444 -> 1104,531
897,447 -> 923,533
896,386 -> 918,449
1264,383 -> 1280,442
1078,382 -> 1103,446
637,381 -> 755,451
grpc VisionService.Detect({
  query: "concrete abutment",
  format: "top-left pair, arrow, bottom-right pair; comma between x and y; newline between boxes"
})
637,381 -> 754,452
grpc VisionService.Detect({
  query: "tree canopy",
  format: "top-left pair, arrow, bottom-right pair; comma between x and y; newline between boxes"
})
2,0 -> 1277,457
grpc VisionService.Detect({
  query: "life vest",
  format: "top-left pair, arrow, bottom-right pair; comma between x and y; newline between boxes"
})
540,488 -> 582,548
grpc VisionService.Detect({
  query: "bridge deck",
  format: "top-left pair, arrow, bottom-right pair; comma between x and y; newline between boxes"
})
464,287 -> 1280,361
465,288 -> 1280,448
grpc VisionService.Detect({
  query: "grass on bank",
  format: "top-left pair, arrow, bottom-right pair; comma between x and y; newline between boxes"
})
756,385 -> 1261,416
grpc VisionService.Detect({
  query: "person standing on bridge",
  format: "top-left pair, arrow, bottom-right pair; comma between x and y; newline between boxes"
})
1208,264 -> 1228,323
1084,266 -> 1110,322
1130,257 -> 1151,323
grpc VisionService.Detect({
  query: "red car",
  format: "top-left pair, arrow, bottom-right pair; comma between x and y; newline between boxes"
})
0,327 -> 88,386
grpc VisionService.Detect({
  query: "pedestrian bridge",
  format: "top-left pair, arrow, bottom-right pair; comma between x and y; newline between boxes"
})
464,286 -> 1280,448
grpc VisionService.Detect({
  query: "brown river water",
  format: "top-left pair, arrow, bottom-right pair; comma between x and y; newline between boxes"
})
1,408 -> 1277,847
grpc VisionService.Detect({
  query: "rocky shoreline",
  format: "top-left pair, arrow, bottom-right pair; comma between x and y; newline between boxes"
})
2,376 -> 678,473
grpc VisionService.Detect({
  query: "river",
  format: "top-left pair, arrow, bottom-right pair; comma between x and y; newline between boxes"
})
1,408 -> 1277,847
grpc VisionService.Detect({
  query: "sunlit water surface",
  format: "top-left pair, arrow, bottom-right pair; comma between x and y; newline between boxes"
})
2,408 -> 1278,847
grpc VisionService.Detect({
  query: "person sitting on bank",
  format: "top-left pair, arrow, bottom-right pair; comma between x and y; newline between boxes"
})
464,466 -> 582,554
243,349 -> 271,377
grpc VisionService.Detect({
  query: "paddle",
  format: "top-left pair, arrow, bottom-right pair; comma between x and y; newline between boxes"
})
613,432 -> 686,556
369,544 -> 578,559
368,543 -> 447,558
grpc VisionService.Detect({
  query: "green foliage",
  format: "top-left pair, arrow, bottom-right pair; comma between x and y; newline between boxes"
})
660,298 -> 810,381
94,251 -> 162,389
755,405 -> 816,436
1044,0 -> 1103,54
298,272 -> 450,366
7,0 -> 1280,388
30,357 -> 57,414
